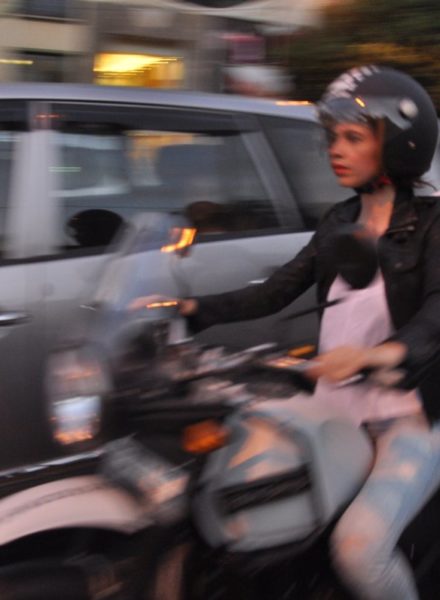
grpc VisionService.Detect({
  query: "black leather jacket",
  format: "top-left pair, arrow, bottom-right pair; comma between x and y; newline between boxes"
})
191,188 -> 440,423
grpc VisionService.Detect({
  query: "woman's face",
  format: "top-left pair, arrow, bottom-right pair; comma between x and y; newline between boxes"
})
326,122 -> 383,188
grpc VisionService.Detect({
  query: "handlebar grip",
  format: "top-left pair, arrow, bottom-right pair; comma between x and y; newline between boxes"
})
274,363 -> 403,392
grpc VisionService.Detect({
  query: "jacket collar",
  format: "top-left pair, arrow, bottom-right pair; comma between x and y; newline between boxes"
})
336,188 -> 420,234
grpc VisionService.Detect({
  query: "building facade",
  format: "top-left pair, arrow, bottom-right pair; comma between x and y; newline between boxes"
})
0,0 -> 321,93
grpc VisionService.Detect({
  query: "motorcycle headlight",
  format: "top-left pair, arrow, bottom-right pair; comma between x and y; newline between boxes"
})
46,346 -> 111,447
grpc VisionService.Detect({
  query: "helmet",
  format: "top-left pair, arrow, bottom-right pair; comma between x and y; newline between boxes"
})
317,65 -> 439,182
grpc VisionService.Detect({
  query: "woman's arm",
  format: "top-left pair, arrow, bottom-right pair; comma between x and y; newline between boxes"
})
180,199 -> 360,332
182,234 -> 318,332
306,341 -> 408,383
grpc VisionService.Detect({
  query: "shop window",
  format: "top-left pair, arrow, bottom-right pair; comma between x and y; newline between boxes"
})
18,52 -> 65,83
15,0 -> 72,19
93,53 -> 184,89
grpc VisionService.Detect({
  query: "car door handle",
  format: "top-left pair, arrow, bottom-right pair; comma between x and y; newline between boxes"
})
248,266 -> 278,285
0,311 -> 30,326
248,278 -> 267,285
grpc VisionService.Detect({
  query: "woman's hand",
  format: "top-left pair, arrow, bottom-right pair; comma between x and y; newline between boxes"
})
306,341 -> 408,383
128,295 -> 199,316
178,298 -> 199,316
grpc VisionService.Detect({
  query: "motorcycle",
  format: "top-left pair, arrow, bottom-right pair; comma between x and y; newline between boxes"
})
5,213 -> 439,599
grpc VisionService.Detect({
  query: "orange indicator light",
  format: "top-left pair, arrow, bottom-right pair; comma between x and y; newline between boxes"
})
161,228 -> 196,253
183,420 -> 229,454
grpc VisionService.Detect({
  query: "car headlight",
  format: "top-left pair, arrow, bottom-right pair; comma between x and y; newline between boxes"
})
46,346 -> 111,447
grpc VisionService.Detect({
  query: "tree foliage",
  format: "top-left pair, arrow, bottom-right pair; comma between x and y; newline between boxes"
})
275,0 -> 440,109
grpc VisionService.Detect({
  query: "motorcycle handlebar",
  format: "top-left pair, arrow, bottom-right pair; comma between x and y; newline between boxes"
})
274,359 -> 406,393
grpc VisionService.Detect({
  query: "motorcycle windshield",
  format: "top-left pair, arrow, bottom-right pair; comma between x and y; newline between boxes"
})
76,212 -> 195,370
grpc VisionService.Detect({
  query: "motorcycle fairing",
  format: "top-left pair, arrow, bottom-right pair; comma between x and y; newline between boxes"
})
194,397 -> 373,553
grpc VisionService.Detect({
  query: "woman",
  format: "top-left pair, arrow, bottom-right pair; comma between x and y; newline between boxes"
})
179,66 -> 440,599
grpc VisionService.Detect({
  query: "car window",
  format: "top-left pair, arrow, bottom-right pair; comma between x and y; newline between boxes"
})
50,103 -> 281,253
261,116 -> 352,229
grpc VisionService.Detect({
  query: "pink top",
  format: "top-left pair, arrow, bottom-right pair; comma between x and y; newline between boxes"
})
313,273 -> 422,426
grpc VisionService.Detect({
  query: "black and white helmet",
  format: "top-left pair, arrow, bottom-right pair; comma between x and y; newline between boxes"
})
317,65 -> 438,181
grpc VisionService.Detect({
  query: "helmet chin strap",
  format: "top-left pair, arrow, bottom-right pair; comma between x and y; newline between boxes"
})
354,174 -> 392,194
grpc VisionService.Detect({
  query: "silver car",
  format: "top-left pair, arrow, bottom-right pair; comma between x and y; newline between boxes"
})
0,83 -> 439,469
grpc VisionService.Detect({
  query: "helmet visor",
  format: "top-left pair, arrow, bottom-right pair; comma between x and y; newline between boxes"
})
316,95 -> 416,141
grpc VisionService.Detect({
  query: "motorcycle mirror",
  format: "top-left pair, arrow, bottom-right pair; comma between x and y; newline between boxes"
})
327,224 -> 378,289
160,226 -> 196,258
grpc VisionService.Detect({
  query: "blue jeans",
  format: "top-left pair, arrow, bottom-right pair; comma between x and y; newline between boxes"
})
330,414 -> 440,600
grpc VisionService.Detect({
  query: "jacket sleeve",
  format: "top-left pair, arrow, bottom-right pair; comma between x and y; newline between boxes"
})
186,233 -> 318,333
390,212 -> 440,388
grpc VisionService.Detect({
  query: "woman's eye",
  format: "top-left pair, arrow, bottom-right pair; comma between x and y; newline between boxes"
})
346,133 -> 364,143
